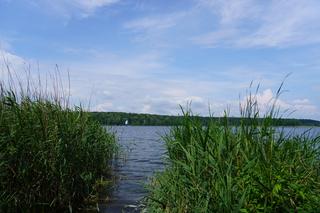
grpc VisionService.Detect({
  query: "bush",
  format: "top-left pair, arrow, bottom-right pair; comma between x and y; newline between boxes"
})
0,79 -> 117,211
147,89 -> 320,212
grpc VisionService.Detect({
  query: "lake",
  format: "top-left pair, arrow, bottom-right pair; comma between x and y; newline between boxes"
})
100,126 -> 320,213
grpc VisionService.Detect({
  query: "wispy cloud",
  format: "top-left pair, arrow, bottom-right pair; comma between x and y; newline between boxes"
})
1,49 -> 319,119
124,14 -> 181,31
191,28 -> 236,47
0,39 -> 12,51
71,0 -> 120,17
28,0 -> 120,18
2,1 -> 320,119
240,0 -> 320,47
199,0 -> 260,25
123,12 -> 186,45
73,0 -> 119,11
0,49 -> 26,74
68,51 -> 166,77
240,89 -> 320,118
122,0 -> 320,49
193,0 -> 320,48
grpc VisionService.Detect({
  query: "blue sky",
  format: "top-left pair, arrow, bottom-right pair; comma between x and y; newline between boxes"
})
1,0 -> 320,119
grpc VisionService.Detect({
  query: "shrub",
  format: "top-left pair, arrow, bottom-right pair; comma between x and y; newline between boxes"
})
0,75 -> 117,211
147,88 -> 320,212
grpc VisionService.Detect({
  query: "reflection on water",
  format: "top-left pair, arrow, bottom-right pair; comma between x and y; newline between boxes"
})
100,126 -> 169,213
100,126 -> 320,212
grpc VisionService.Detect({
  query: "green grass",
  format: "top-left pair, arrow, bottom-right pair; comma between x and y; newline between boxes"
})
147,88 -> 320,212
0,73 -> 117,212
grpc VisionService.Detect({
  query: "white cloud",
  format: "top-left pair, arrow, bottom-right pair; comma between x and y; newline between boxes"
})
71,0 -> 119,16
0,49 -> 26,75
193,0 -> 320,48
292,99 -> 310,105
73,0 -> 119,10
124,14 -> 179,31
122,0 -> 320,49
1,48 -> 318,119
199,0 -> 260,25
72,51 -> 165,78
123,12 -> 187,45
93,101 -> 113,111
241,0 -> 320,47
0,39 -> 12,51
191,28 -> 236,47
29,0 -> 120,18
85,72 -> 244,116
240,89 -> 319,118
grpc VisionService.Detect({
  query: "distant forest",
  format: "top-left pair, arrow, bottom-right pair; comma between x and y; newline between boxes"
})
89,112 -> 320,127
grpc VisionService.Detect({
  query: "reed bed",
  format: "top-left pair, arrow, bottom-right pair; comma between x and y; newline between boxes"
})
147,87 -> 320,212
0,70 -> 117,212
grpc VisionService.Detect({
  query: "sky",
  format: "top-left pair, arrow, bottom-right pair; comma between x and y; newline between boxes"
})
1,0 -> 320,119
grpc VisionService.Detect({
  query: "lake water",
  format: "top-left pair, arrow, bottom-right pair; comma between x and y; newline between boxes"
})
100,126 -> 320,213
100,126 -> 169,213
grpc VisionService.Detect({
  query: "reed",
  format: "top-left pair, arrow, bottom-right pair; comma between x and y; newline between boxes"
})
147,86 -> 320,212
0,68 -> 117,212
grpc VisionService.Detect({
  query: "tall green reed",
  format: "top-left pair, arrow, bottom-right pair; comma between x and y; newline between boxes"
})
0,65 -> 117,212
147,84 -> 320,212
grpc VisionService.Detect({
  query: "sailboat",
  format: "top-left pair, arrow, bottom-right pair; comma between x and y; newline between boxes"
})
125,120 -> 128,125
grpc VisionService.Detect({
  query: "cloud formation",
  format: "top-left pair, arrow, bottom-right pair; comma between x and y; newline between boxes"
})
0,50 -> 26,75
123,0 -> 320,49
193,0 -> 320,48
29,0 -> 120,18
1,1 -> 320,119
1,46 -> 319,119
241,89 -> 319,118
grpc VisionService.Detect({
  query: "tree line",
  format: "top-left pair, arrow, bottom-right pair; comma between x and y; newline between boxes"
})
89,112 -> 320,126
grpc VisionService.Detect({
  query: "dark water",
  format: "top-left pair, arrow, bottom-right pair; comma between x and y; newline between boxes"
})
100,126 -> 320,213
100,126 -> 169,213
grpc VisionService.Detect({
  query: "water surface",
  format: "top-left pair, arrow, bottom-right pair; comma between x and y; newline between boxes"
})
100,126 -> 320,212
100,126 -> 169,212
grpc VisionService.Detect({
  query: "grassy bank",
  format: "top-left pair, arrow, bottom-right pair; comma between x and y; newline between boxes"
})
147,92 -> 320,212
0,76 -> 117,211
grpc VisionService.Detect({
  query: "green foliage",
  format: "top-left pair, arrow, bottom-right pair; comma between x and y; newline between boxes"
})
0,81 -> 117,211
90,112 -> 320,127
146,90 -> 320,212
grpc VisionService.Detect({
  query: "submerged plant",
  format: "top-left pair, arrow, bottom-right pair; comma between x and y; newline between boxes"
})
0,66 -> 117,212
147,84 -> 320,212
